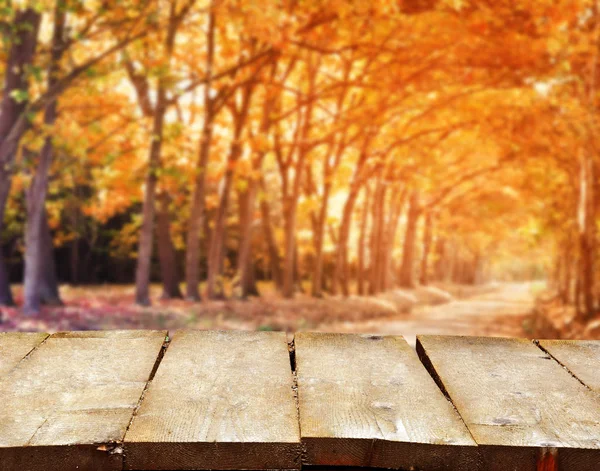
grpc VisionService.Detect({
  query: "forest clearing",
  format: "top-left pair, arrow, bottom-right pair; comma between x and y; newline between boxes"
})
1,281 -> 538,341
0,1 -> 599,338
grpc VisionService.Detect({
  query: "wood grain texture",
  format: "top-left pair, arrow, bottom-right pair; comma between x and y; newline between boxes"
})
0,330 -> 166,471
123,330 -> 301,470
295,332 -> 478,470
538,339 -> 600,392
417,335 -> 600,471
0,332 -> 48,376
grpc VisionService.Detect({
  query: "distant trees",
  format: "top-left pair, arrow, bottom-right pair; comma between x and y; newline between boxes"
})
1,0 -> 599,319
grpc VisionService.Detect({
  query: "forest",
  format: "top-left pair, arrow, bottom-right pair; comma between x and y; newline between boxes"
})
0,0 -> 598,331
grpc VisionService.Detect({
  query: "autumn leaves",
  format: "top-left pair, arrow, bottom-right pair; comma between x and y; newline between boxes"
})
0,1 -> 595,315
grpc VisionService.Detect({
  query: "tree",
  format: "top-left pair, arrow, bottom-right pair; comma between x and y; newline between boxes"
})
0,7 -> 41,305
134,0 -> 194,305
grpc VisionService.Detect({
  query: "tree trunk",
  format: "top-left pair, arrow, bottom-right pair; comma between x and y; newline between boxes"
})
134,3 -> 180,306
206,84 -> 253,299
0,8 -> 41,306
156,192 -> 182,299
38,210 -> 62,306
0,249 -> 14,306
419,211 -> 434,286
23,136 -> 58,314
311,181 -> 331,298
357,185 -> 372,296
398,190 -> 421,289
282,60 -> 317,298
259,179 -> 283,289
382,188 -> 407,290
332,142 -> 370,296
23,7 -> 64,315
293,243 -> 303,293
234,59 -> 278,299
334,186 -> 362,296
578,149 -> 595,317
134,99 -> 165,305
369,179 -> 386,295
234,182 -> 260,298
377,188 -> 390,292
185,5 -> 216,301
282,171 -> 303,298
69,203 -> 80,285
561,243 -> 573,304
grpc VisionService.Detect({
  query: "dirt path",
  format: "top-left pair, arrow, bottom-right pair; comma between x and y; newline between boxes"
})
317,283 -> 537,347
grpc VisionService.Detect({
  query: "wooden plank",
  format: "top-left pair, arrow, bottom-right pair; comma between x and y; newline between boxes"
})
417,335 -> 600,471
0,332 -> 48,376
538,339 -> 600,392
294,332 -> 478,470
0,330 -> 166,471
124,330 -> 301,470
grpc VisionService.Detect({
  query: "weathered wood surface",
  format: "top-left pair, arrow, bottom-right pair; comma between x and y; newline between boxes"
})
123,330 -> 301,470
0,332 -> 48,376
2,330 -> 600,471
0,330 -> 166,471
538,339 -> 600,392
417,335 -> 600,471
294,332 -> 478,470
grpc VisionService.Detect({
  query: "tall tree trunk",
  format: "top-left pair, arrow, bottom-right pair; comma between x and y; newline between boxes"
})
69,198 -> 80,285
134,96 -> 166,305
156,192 -> 182,299
419,211 -> 434,286
23,124 -> 59,314
234,183 -> 260,298
561,243 -> 573,304
311,182 -> 331,298
282,163 -> 306,298
293,243 -> 303,293
185,4 -> 216,301
332,141 -> 370,296
369,179 -> 386,295
398,190 -> 421,289
234,59 -> 278,299
0,8 -> 41,306
259,179 -> 283,289
578,149 -> 595,317
23,6 -> 64,315
377,186 -> 390,292
357,185 -> 372,296
382,188 -> 407,290
38,209 -> 62,306
206,84 -> 253,299
334,186 -> 362,296
0,249 -> 13,306
282,148 -> 308,298
134,3 -> 179,305
282,59 -> 317,298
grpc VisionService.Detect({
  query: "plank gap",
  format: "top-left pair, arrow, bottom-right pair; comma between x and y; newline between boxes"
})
0,332 -> 50,377
20,333 -> 50,363
533,340 -> 592,392
415,337 -> 478,446
123,332 -> 171,450
289,337 -> 297,372
289,336 -> 309,467
148,332 -> 171,381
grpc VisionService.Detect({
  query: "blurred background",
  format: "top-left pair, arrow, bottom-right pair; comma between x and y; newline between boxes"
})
0,0 -> 597,341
